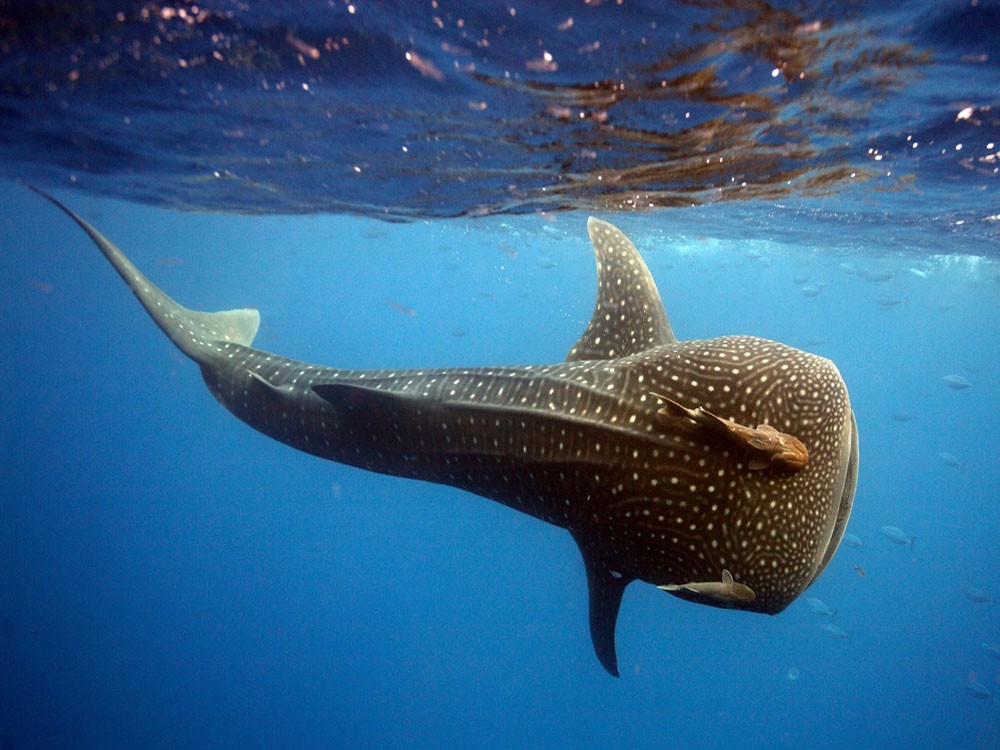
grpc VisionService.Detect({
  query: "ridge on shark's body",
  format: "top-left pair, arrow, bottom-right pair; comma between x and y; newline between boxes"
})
32,187 -> 859,677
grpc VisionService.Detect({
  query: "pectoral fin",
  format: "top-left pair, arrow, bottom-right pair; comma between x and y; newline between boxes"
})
574,535 -> 631,678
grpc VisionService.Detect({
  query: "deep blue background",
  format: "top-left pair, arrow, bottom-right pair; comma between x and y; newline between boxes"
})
1,183 -> 998,748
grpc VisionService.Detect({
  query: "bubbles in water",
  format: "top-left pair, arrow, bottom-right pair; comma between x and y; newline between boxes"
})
786,667 -> 801,681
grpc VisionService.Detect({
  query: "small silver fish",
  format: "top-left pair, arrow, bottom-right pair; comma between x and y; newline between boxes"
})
880,525 -> 915,550
964,675 -> 993,701
963,587 -> 994,604
942,374 -> 972,390
806,597 -> 837,617
854,267 -> 895,283
875,294 -> 905,309
820,623 -> 849,639
936,451 -> 962,468
843,533 -> 863,548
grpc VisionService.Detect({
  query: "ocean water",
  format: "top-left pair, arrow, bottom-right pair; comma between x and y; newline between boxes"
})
1,2 -> 999,749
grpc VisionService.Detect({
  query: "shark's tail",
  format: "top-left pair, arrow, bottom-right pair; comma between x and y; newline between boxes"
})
31,187 -> 260,360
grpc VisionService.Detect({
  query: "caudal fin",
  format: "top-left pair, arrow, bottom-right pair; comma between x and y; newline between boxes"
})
31,187 -> 260,360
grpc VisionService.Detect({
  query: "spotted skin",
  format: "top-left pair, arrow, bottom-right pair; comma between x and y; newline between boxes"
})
36,191 -> 859,678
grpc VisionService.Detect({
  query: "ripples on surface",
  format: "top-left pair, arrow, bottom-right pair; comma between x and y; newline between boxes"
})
0,1 -> 996,221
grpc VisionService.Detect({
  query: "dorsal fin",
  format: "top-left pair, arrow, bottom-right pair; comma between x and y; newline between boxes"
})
567,217 -> 676,361
722,569 -> 734,584
573,533 -> 632,677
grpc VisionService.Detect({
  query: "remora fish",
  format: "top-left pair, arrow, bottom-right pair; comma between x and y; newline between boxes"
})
658,569 -> 756,603
35,189 -> 859,677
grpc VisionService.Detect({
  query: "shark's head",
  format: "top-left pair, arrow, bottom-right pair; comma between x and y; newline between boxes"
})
651,363 -> 859,616
573,218 -> 859,675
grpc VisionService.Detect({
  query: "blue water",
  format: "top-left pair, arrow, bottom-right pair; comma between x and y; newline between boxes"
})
2,2 -> 999,749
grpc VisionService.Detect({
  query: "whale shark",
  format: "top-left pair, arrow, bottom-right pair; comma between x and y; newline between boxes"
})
33,188 -> 859,676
